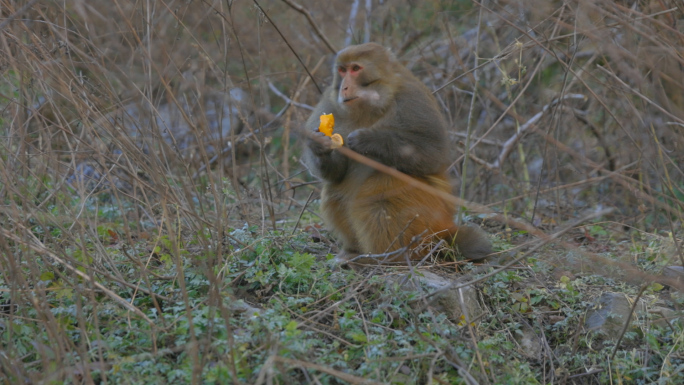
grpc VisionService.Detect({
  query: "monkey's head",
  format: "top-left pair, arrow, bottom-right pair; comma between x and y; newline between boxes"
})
333,43 -> 399,114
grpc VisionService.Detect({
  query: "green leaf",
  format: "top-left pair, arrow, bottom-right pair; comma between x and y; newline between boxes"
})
284,320 -> 301,337
39,271 -> 55,283
289,252 -> 315,273
350,333 -> 367,343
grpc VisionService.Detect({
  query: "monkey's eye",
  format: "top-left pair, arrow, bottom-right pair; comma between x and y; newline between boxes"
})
338,66 -> 346,74
351,64 -> 362,72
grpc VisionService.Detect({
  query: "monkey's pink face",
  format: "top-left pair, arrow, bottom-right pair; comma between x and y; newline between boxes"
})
337,62 -> 381,107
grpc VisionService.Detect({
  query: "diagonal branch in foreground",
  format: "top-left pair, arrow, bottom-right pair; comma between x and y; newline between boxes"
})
307,134 -> 684,293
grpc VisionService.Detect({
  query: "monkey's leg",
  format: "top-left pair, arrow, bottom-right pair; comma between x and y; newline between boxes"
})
320,185 -> 362,254
351,174 -> 454,260
441,225 -> 492,261
351,173 -> 492,262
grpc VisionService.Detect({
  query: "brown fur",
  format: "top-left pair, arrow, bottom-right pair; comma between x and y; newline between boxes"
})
304,43 -> 491,262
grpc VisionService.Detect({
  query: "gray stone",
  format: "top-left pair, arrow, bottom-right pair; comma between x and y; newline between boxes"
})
662,266 -> 684,285
232,300 -> 262,319
515,326 -> 543,360
585,292 -> 646,338
389,271 -> 484,324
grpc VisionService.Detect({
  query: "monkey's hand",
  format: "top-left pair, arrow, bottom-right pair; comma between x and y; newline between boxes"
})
345,129 -> 367,154
308,131 -> 334,156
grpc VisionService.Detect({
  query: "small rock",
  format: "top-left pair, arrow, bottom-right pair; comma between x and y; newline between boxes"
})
232,300 -> 262,319
585,292 -> 646,338
661,266 -> 684,286
389,271 -> 484,324
515,326 -> 543,360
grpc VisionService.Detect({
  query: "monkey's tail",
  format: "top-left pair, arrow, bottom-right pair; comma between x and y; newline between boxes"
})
441,225 -> 492,261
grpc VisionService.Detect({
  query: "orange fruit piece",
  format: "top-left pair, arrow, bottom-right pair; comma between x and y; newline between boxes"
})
330,133 -> 344,149
318,114 -> 335,136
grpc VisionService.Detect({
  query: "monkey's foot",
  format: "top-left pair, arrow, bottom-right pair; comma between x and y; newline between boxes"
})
331,250 -> 360,269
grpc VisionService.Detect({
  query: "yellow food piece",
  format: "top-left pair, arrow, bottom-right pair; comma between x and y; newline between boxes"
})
318,114 -> 335,136
330,134 -> 344,149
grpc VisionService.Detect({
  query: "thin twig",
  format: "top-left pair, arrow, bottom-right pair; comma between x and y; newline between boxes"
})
489,94 -> 586,169
252,0 -> 322,94
0,0 -> 41,30
291,190 -> 315,235
596,65 -> 684,125
0,226 -> 154,325
345,0 -> 360,46
306,132 -> 684,291
415,208 -> 614,304
280,0 -> 337,54
363,0 -> 371,43
609,284 -> 649,361
274,356 -> 384,385
398,240 -> 446,287
567,368 -> 604,380
457,1 -> 484,225
267,82 -> 314,110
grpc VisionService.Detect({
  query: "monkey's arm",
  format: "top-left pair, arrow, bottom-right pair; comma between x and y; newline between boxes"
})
304,136 -> 350,183
346,95 -> 449,176
303,98 -> 350,183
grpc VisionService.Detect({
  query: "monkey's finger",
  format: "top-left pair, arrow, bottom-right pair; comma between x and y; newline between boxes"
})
308,130 -> 328,140
308,133 -> 334,155
309,131 -> 330,143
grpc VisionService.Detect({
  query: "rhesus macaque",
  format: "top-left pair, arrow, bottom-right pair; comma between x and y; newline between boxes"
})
305,43 -> 491,262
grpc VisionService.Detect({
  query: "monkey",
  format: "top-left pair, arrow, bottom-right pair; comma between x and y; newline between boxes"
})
304,43 -> 491,263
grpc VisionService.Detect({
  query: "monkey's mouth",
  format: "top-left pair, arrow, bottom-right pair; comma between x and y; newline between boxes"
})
343,97 -> 359,103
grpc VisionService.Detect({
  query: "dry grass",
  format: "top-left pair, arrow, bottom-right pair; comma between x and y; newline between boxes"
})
1,0 -> 683,383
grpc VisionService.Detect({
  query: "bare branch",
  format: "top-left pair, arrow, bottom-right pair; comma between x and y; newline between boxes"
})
489,93 -> 586,169
281,0 -> 338,54
0,0 -> 40,30
0,226 -> 155,325
345,0 -> 360,46
267,81 -> 314,110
